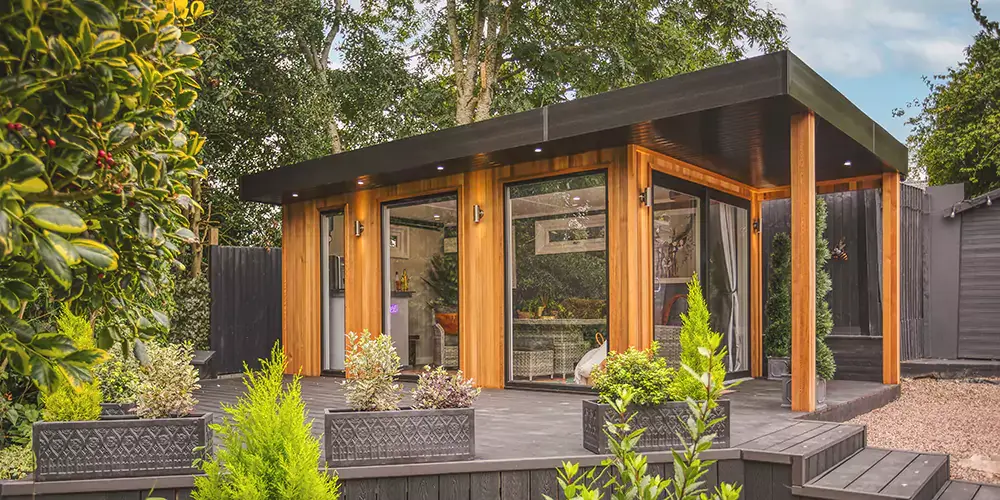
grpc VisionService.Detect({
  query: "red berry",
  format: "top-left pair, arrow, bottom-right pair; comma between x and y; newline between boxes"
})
98,150 -> 106,158
14,123 -> 22,131
113,185 -> 122,194
128,200 -> 136,207
97,273 -> 105,279
5,123 -> 14,131
47,139 -> 56,148
108,159 -> 116,166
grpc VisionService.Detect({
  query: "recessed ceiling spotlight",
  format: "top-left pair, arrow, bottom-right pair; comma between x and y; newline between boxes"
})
534,147 -> 543,153
291,193 -> 299,198
433,214 -> 441,219
436,165 -> 445,171
572,196 -> 581,201
357,180 -> 364,185
843,160 -> 852,167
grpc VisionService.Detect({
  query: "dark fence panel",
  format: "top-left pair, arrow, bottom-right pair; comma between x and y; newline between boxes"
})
210,246 -> 282,374
900,184 -> 926,361
826,335 -> 883,382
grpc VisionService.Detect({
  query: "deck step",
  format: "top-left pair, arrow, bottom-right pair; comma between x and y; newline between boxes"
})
933,480 -> 1000,500
741,421 -> 866,486
793,448 -> 950,500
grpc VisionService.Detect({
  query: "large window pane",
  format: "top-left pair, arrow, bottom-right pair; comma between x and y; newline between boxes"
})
383,194 -> 459,372
652,185 -> 700,368
507,173 -> 608,386
321,211 -> 346,371
708,200 -> 749,373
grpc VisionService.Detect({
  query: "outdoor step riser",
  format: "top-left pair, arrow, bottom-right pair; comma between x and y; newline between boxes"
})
795,448 -> 951,500
793,426 -> 868,486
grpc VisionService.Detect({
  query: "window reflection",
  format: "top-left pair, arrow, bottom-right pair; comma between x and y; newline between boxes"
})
652,185 -> 700,368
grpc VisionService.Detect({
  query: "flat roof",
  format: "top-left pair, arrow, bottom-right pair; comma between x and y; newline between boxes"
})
241,51 -> 907,205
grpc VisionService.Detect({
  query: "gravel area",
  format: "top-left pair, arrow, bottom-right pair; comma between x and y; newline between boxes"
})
848,377 -> 1000,485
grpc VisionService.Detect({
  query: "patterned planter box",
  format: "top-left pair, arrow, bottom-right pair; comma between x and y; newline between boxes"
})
582,399 -> 730,454
99,403 -> 136,419
324,407 -> 475,467
781,376 -> 828,410
32,413 -> 212,481
767,357 -> 791,381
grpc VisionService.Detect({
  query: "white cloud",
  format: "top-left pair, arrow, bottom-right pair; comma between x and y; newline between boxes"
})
768,0 -> 978,78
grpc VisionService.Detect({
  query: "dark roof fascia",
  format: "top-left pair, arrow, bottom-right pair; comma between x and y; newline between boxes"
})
951,186 -> 1000,216
785,52 -> 908,176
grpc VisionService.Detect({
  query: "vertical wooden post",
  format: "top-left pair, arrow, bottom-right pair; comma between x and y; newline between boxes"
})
882,171 -> 901,384
750,191 -> 763,378
790,112 -> 817,411
608,147 -> 651,352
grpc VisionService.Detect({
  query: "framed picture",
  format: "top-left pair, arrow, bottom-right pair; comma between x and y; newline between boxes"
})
389,226 -> 410,259
534,216 -> 606,255
653,208 -> 699,284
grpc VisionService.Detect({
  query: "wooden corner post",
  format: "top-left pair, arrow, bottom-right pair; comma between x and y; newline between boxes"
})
750,191 -> 763,378
790,112 -> 817,411
882,171 -> 901,384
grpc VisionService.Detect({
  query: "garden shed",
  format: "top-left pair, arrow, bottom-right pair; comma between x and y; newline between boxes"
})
240,50 -> 908,411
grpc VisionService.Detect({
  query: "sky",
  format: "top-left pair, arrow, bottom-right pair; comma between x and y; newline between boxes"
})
768,0 -> 997,143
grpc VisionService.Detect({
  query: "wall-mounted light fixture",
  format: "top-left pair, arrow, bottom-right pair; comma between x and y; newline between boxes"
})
639,186 -> 653,207
988,195 -> 993,207
473,204 -> 485,223
354,220 -> 364,236
753,218 -> 761,234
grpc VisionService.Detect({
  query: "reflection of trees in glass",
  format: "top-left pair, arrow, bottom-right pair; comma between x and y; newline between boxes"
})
512,216 -> 608,309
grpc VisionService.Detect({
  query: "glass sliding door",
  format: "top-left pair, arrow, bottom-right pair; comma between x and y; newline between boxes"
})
382,194 -> 459,372
651,179 -> 702,368
320,211 -> 346,371
708,197 -> 750,375
506,172 -> 609,386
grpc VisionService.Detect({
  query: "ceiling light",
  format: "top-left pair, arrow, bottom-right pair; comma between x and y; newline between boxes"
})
433,214 -> 441,219
843,160 -> 852,167
572,196 -> 581,201
534,147 -> 542,153
291,193 -> 299,198
436,165 -> 445,171
357,180 -> 364,185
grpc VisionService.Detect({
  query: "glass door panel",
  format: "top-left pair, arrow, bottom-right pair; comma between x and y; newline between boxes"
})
321,211 -> 346,371
708,199 -> 750,374
652,183 -> 701,368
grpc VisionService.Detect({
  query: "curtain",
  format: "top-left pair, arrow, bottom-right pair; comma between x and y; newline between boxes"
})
718,205 -> 744,372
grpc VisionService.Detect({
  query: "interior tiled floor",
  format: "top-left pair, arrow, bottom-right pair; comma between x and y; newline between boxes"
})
194,377 -> 887,461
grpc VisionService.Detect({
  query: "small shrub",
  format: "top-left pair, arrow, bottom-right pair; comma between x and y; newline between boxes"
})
412,366 -> 480,409
668,274 -> 727,403
94,344 -> 142,404
342,330 -> 402,412
592,343 -> 674,406
170,276 -> 211,350
193,343 -> 339,500
0,371 -> 41,447
0,444 -> 34,480
40,308 -> 103,422
134,342 -> 200,419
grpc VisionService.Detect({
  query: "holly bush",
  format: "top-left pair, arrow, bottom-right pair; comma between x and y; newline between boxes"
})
0,0 -> 209,391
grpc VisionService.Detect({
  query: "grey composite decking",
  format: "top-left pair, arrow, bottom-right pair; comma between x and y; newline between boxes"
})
935,481 -> 1000,500
794,448 -> 951,500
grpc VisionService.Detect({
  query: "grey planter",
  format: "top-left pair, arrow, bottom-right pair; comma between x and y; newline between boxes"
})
767,357 -> 791,381
324,407 -> 475,466
32,413 -> 212,481
99,403 -> 136,419
582,399 -> 730,454
781,376 -> 828,410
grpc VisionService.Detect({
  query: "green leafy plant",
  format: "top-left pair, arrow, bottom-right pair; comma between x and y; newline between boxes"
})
549,340 -> 741,500
763,233 -> 791,358
668,274 -> 727,403
39,307 -> 103,422
193,343 -> 339,500
169,275 -> 210,349
422,253 -> 458,312
0,442 -> 34,480
815,198 -> 836,381
134,341 -> 199,418
0,369 -> 40,447
412,365 -> 480,409
0,0 -> 209,390
94,342 -> 140,404
592,343 -> 674,406
343,330 -> 401,411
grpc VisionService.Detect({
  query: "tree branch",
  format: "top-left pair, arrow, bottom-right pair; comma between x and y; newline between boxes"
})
446,0 -> 465,78
319,0 -> 344,67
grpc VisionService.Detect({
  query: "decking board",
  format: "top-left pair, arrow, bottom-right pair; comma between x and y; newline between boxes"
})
846,451 -> 919,493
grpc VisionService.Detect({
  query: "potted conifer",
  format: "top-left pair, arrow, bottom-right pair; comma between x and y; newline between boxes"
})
582,275 -> 730,454
324,330 -> 479,466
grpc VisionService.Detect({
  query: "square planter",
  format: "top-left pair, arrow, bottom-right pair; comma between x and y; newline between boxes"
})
99,403 -> 136,419
324,407 -> 475,467
582,399 -> 730,454
32,413 -> 212,481
767,357 -> 791,381
781,376 -> 828,410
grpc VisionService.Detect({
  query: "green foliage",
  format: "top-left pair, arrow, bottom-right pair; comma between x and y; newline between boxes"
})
0,370 -> 40,447
193,343 -> 339,500
169,275 -> 209,349
93,342 -> 140,404
668,275 -> 727,402
422,253 -> 458,310
903,1 -> 1000,196
343,330 -> 401,411
39,307 -> 102,422
815,198 -> 836,381
549,343 -> 741,500
412,365 -> 480,409
0,0 -> 208,391
0,443 -> 34,480
134,341 -> 199,418
593,343 -> 674,406
763,233 -> 791,358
